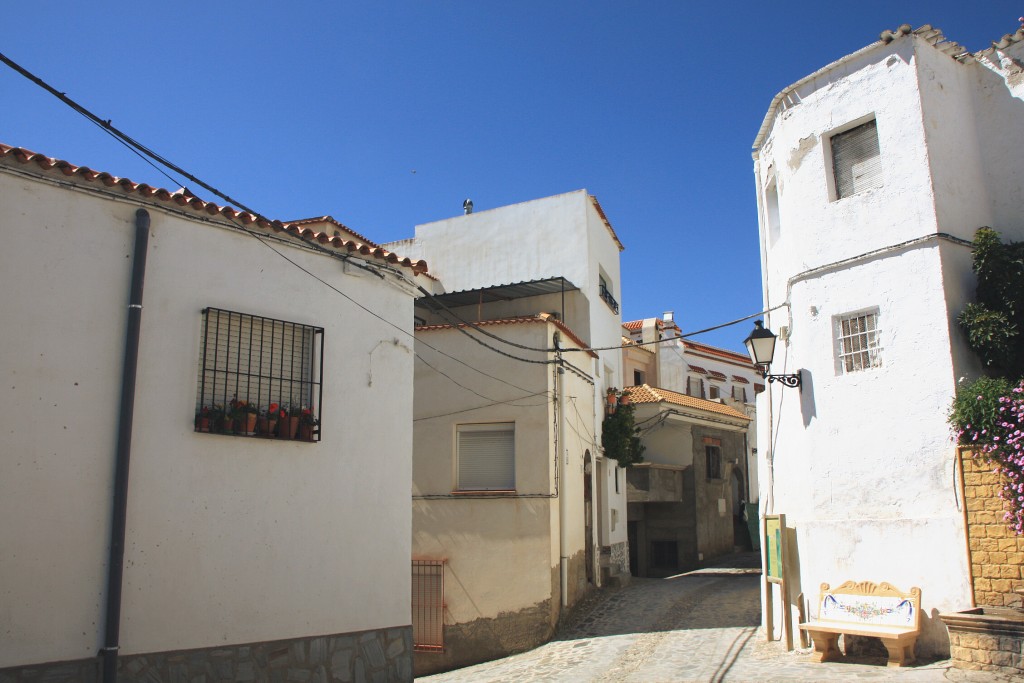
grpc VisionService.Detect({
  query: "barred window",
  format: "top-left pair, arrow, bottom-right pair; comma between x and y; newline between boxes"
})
836,310 -> 882,374
195,308 -> 323,441
831,119 -> 882,200
412,560 -> 445,652
705,445 -> 723,480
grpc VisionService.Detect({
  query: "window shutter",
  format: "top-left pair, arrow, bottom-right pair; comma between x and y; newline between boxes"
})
458,425 -> 514,490
832,120 -> 882,199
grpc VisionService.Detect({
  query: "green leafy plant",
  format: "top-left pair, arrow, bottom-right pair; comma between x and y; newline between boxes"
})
957,228 -> 1024,379
602,395 -> 645,468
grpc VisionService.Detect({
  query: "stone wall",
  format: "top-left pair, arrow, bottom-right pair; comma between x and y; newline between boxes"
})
0,626 -> 412,683
961,450 -> 1024,608
947,625 -> 1024,674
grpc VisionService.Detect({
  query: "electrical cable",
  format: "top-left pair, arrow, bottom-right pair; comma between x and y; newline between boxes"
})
1,49 -> 781,391
414,392 -> 553,422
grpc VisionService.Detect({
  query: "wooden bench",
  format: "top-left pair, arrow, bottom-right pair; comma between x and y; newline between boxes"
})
799,580 -> 922,667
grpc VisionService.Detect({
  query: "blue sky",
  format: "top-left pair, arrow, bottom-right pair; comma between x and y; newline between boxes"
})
2,3 -> 1020,351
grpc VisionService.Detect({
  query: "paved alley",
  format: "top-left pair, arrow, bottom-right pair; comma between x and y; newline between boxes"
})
418,553 -> 1017,683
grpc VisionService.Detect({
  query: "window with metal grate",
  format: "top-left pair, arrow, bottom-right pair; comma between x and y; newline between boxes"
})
836,309 -> 882,374
412,560 -> 445,652
194,308 -> 323,441
831,119 -> 882,199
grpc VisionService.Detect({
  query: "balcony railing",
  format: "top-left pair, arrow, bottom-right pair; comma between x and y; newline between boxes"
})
599,283 -> 619,314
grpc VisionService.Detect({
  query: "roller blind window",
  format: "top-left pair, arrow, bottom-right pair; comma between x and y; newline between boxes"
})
832,120 -> 882,199
457,423 -> 515,491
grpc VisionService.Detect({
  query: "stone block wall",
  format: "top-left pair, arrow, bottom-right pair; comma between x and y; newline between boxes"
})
0,626 -> 412,683
948,628 -> 1024,674
961,450 -> 1024,608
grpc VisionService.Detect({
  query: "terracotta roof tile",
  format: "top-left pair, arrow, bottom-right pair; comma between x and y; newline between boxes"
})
708,370 -> 727,381
623,320 -> 643,331
624,385 -> 750,421
0,143 -> 429,276
732,375 -> 750,384
688,365 -> 708,375
589,195 -> 625,252
683,340 -> 752,365
285,215 -> 380,248
416,314 -> 597,358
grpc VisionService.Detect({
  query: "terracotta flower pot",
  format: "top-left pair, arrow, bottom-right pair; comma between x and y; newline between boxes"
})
258,417 -> 277,437
279,416 -> 299,440
242,413 -> 257,434
299,423 -> 317,442
196,416 -> 210,433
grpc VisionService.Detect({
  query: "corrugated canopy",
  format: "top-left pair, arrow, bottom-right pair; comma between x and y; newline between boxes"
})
417,277 -> 579,309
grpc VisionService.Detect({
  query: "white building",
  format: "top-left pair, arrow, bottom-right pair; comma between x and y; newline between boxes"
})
386,190 -> 630,674
751,23 -> 1024,655
0,143 -> 429,681
620,317 -> 761,575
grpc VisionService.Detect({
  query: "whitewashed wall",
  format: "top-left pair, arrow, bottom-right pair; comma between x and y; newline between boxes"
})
397,191 -> 628,555
0,166 -> 419,667
748,29 -> 1024,654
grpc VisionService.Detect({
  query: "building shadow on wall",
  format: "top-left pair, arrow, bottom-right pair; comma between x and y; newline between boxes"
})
800,369 -> 816,428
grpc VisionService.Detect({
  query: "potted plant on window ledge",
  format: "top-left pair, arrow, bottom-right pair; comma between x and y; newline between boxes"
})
298,407 -> 319,442
230,398 -> 258,435
258,403 -> 280,437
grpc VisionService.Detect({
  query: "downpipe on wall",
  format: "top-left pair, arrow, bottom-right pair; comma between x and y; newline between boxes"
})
555,336 -> 569,608
100,208 -> 150,682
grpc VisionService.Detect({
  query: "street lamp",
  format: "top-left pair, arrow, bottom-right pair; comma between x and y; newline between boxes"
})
744,320 -> 802,389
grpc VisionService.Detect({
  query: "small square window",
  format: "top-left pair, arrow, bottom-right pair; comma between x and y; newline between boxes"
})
708,385 -> 721,400
835,309 -> 882,373
457,423 -> 514,491
633,370 -> 646,386
831,119 -> 882,200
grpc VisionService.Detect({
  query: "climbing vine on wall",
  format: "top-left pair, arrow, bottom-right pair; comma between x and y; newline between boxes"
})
602,394 -> 645,468
949,228 -> 1024,535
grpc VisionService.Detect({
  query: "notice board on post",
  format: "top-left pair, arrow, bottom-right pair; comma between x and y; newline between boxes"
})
763,514 -> 792,650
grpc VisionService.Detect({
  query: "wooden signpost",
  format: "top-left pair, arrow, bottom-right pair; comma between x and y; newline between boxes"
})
763,514 -> 793,650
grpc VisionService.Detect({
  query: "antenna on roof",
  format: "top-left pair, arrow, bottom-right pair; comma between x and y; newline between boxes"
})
463,199 -> 474,215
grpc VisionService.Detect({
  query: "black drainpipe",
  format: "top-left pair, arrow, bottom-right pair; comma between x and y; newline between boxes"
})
100,208 -> 150,682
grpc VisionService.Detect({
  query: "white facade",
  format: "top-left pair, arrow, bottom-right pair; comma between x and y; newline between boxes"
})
751,25 -> 1024,655
389,191 -> 629,674
0,144 -> 426,678
622,318 -> 761,504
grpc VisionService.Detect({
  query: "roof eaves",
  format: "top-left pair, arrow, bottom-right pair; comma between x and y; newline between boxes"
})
589,194 -> 625,252
0,143 -> 430,276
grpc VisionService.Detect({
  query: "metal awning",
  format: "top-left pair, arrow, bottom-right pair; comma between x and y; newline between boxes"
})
416,276 -> 579,309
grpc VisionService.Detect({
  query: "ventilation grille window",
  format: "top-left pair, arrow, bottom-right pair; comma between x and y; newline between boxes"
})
832,120 -> 882,199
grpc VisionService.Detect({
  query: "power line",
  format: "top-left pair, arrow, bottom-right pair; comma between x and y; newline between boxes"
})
1,50 -> 778,381
413,391 -> 553,422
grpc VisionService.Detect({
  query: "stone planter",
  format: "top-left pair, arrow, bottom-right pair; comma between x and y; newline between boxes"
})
940,606 -> 1024,674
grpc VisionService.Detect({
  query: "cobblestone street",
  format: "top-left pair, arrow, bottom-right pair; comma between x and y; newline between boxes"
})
418,553 -> 1018,683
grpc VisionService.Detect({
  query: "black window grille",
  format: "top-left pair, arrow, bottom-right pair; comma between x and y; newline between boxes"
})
195,308 -> 324,441
598,276 -> 619,314
706,445 -> 722,480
